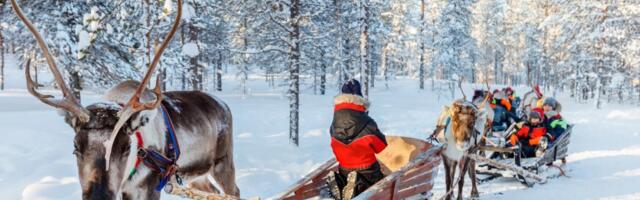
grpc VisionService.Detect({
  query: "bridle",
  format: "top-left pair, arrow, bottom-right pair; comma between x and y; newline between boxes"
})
126,105 -> 182,191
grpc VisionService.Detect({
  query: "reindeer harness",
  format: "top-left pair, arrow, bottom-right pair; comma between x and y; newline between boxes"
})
127,105 -> 182,191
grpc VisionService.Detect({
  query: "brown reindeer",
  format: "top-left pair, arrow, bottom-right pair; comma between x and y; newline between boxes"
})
435,94 -> 491,200
11,0 -> 239,199
440,99 -> 479,200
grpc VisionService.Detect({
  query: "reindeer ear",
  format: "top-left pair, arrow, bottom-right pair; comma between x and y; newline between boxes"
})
452,104 -> 461,113
63,110 -> 82,128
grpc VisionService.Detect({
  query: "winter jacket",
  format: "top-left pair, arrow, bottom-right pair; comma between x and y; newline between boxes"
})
491,98 -> 512,111
544,111 -> 568,140
330,94 -> 387,170
509,95 -> 521,112
509,122 -> 547,146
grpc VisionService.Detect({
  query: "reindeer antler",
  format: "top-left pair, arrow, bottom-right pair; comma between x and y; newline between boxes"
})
477,79 -> 491,110
457,76 -> 467,100
12,0 -> 91,123
104,0 -> 182,168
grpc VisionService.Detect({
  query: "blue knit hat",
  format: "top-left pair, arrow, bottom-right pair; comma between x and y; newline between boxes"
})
543,97 -> 558,110
341,79 -> 363,96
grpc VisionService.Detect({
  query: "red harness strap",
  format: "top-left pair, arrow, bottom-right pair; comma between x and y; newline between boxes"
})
127,131 -> 144,180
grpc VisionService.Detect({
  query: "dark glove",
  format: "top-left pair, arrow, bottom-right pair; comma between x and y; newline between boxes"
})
505,142 -> 514,148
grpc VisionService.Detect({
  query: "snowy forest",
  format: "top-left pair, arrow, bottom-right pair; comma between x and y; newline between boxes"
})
1,0 -> 639,144
2,1 -> 640,199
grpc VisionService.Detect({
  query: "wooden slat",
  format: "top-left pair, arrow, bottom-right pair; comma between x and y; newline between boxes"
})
391,179 -> 401,200
399,170 -> 435,188
366,187 -> 392,200
402,159 -> 440,179
294,183 -> 315,199
397,183 -> 434,199
355,143 -> 444,200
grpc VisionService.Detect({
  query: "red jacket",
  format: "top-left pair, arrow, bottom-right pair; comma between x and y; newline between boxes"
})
510,123 -> 547,146
330,94 -> 387,169
331,135 -> 387,169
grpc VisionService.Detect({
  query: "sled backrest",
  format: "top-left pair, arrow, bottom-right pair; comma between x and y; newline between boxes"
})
376,136 -> 431,174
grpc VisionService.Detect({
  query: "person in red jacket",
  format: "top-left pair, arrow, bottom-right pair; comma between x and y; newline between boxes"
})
329,79 -> 387,198
509,111 -> 549,158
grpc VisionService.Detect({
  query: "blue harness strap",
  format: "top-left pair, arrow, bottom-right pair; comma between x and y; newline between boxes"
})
443,117 -> 452,135
155,105 -> 181,191
130,105 -> 182,191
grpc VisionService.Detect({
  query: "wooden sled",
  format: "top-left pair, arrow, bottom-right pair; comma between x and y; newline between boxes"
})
274,136 -> 444,200
475,125 -> 573,186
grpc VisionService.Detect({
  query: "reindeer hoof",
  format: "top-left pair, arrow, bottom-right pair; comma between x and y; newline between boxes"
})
471,191 -> 480,198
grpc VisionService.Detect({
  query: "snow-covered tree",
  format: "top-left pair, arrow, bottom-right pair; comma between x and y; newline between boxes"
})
431,0 -> 477,82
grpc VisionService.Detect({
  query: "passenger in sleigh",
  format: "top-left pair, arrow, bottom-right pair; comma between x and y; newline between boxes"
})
541,97 -> 568,141
508,111 -> 552,158
491,90 -> 520,131
504,87 -> 521,111
328,79 -> 388,199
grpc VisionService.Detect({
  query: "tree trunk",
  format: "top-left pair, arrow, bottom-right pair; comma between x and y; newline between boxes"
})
239,17 -> 249,95
69,69 -> 82,102
0,5 -> 4,90
360,0 -> 370,98
320,49 -> 326,95
419,0 -> 426,90
145,0 -> 152,68
181,72 -> 186,90
180,21 -> 186,90
381,43 -> 389,89
188,10 -> 201,91
289,0 -> 301,146
333,0 -> 344,86
0,31 -> 4,91
369,47 -> 375,88
216,51 -> 222,91
162,67 -> 167,91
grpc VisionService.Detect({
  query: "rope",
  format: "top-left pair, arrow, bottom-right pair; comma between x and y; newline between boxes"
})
165,183 -> 244,200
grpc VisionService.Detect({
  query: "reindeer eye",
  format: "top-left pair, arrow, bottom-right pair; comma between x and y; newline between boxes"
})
73,143 -> 81,157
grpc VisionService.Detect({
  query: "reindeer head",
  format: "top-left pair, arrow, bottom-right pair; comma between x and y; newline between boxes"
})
68,104 -> 131,199
11,0 -> 181,199
450,99 -> 478,147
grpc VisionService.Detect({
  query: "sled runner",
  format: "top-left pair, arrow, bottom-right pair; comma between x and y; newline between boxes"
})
275,136 -> 444,200
475,125 -> 573,186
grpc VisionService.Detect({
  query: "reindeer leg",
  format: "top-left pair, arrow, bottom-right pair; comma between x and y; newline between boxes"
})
457,159 -> 469,200
211,128 -> 240,196
468,158 -> 480,198
443,157 -> 453,200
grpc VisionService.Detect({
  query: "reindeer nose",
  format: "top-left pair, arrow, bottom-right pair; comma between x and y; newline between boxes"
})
84,186 -> 113,200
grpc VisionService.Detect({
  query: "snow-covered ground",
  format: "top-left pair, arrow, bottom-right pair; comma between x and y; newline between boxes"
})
1,54 -> 639,200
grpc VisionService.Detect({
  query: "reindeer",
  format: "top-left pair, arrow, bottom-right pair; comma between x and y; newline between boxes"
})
433,81 -> 490,200
11,0 -> 239,199
519,84 -> 544,118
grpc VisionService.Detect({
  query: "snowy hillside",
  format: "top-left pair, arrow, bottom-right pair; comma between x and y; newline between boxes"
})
1,55 -> 639,200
